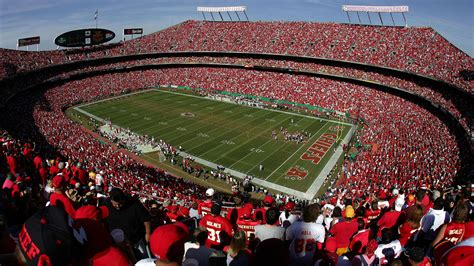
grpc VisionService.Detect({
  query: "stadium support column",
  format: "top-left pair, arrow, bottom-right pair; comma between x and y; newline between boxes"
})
202,11 -> 206,21
367,12 -> 372,24
218,12 -> 224,21
210,12 -> 215,21
390,13 -> 395,26
235,11 -> 241,21
402,13 -> 407,27
378,12 -> 384,25
243,10 -> 249,21
346,11 -> 351,23
227,11 -> 233,21
357,11 -> 361,24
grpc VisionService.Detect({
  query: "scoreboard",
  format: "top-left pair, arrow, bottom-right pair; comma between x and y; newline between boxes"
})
55,28 -> 115,47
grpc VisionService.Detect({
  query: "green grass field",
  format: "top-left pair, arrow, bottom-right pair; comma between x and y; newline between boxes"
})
78,89 -> 352,194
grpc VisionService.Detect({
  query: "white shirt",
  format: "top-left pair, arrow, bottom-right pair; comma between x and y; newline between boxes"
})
279,211 -> 299,227
286,221 -> 325,266
189,208 -> 200,219
95,173 -> 104,186
375,240 -> 402,263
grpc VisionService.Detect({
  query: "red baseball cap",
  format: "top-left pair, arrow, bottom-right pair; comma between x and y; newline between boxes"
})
75,205 -> 109,221
150,224 -> 188,262
440,240 -> 474,265
284,201 -> 295,211
91,246 -> 131,266
263,195 -> 274,206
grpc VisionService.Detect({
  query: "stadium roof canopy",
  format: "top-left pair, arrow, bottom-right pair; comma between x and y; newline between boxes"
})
197,6 -> 249,21
341,5 -> 409,26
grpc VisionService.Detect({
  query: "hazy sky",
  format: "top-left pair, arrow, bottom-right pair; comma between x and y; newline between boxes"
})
0,0 -> 473,56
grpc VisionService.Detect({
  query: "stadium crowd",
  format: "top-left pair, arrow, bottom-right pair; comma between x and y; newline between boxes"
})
1,21 -> 472,93
1,64 -> 471,264
2,53 -> 471,134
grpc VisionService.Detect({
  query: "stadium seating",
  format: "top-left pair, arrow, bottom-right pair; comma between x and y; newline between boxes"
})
1,20 -> 472,265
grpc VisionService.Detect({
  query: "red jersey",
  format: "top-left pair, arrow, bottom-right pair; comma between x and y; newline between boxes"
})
349,229 -> 372,254
398,222 -> 418,247
33,155 -> 43,170
198,200 -> 213,216
39,168 -> 48,186
365,209 -> 381,221
6,155 -> 16,174
443,222 -> 465,245
199,214 -> 233,248
330,219 -> 358,248
463,220 -> 474,240
50,193 -> 76,218
236,218 -> 261,240
253,207 -> 266,223
377,210 -> 404,237
74,168 -> 88,185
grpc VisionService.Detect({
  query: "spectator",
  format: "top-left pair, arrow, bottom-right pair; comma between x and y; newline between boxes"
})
226,230 -> 250,266
375,229 -> 402,264
432,202 -> 469,246
102,187 -> 151,260
184,226 -> 216,266
351,239 -> 379,266
419,197 -> 450,245
286,203 -> 325,266
49,175 -> 76,218
278,201 -> 299,228
254,238 -> 290,266
199,202 -> 233,249
148,223 -> 189,266
253,194 -> 274,223
377,196 -> 406,237
349,218 -> 373,254
254,207 -> 285,241
198,188 -> 215,216
399,204 -> 424,247
329,205 -> 358,255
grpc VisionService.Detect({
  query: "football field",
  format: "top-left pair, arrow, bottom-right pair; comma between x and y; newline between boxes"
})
76,89 -> 354,198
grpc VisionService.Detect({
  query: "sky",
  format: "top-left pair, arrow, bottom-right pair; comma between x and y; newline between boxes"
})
0,0 -> 473,56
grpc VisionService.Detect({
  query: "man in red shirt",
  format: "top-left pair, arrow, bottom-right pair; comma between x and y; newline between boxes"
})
365,201 -> 381,222
253,195 -> 274,223
330,205 -> 358,255
49,175 -> 76,218
73,162 -> 88,185
198,188 -> 214,217
199,202 -> 233,249
6,153 -> 16,175
377,196 -> 405,237
349,218 -> 373,254
236,214 -> 262,242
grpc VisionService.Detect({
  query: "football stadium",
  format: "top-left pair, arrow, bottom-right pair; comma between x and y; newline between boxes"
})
0,2 -> 473,265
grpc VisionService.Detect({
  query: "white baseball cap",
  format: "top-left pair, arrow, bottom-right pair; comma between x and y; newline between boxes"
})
205,188 -> 215,197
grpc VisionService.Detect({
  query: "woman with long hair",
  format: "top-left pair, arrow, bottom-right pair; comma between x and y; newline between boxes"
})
226,230 -> 250,266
